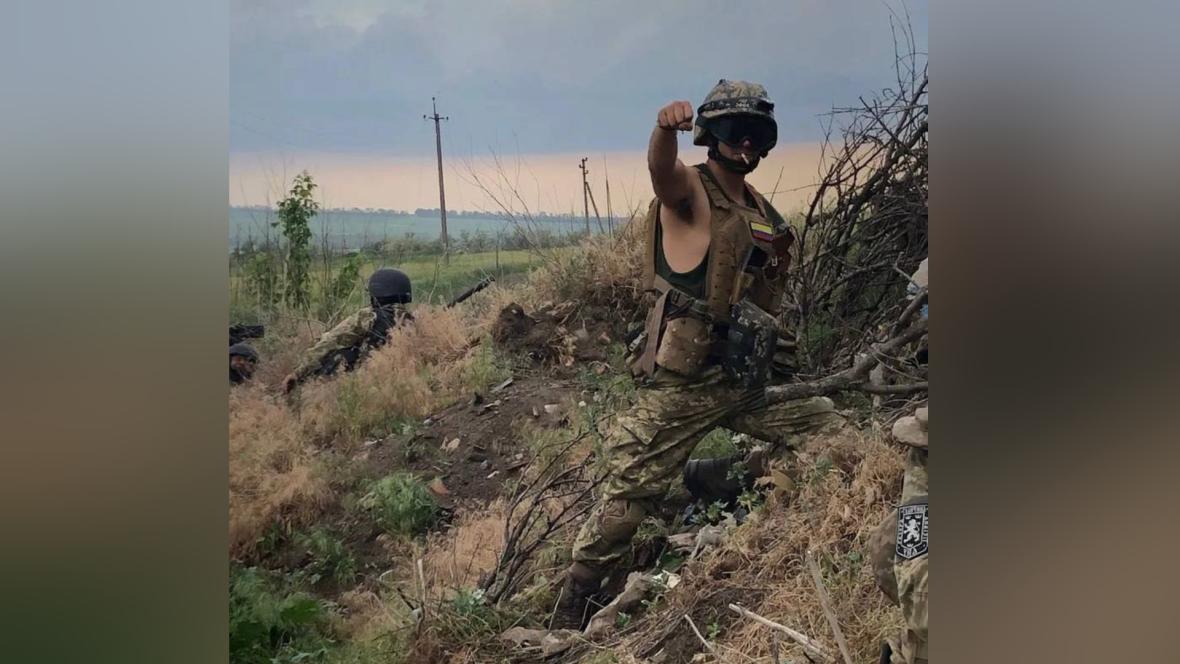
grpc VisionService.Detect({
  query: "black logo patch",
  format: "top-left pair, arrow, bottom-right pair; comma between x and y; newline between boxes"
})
896,503 -> 928,560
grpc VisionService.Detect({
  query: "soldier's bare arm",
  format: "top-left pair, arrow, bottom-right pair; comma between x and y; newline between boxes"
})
648,101 -> 696,218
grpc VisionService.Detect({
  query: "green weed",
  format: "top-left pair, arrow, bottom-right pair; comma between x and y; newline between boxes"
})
295,528 -> 357,587
229,566 -> 332,664
359,473 -> 439,536
459,341 -> 512,394
691,429 -> 738,459
434,587 -> 523,644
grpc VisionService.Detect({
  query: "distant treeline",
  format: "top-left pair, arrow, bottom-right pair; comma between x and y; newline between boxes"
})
234,204 -> 614,223
411,208 -> 616,222
231,226 -> 584,261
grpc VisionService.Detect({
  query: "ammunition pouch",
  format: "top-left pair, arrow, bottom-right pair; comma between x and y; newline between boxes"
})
630,280 -> 780,387
630,282 -> 717,379
720,299 -> 778,388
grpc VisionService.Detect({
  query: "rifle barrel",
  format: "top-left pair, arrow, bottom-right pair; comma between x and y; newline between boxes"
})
446,276 -> 495,308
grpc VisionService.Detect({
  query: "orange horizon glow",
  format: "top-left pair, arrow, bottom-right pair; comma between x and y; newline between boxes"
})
229,142 -> 828,217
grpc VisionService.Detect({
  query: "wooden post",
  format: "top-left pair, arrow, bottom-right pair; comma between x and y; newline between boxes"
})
603,154 -> 614,236
424,97 -> 450,265
579,157 -> 590,234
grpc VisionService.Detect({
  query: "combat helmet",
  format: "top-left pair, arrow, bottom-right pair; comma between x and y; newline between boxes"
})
368,268 -> 412,305
693,79 -> 778,154
228,343 -> 259,362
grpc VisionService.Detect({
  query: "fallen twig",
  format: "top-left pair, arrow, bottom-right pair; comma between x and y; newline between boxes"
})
806,551 -> 853,664
727,603 -> 834,663
416,558 -> 428,621
684,614 -> 717,655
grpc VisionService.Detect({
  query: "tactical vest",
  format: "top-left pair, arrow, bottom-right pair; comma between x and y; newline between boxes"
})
631,164 -> 795,383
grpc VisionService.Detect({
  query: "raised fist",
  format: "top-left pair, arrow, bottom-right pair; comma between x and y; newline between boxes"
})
657,100 -> 694,131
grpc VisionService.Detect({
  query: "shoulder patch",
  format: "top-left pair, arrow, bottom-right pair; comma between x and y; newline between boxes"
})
896,502 -> 928,560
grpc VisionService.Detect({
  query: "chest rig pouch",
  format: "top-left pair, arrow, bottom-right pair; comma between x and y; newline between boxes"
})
721,298 -> 778,388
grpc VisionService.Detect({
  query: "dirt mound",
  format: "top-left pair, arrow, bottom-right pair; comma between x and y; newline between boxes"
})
491,301 -> 623,369
366,372 -> 580,507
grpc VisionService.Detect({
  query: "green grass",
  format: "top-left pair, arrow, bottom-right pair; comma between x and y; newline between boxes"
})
458,341 -> 513,395
230,248 -> 541,321
432,587 -> 524,647
295,527 -> 357,587
229,566 -> 333,664
690,428 -> 738,459
359,472 -> 439,537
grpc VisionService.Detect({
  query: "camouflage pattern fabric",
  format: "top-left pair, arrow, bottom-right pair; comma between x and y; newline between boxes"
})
693,79 -> 776,147
869,408 -> 929,664
571,366 -> 841,569
291,304 -> 408,381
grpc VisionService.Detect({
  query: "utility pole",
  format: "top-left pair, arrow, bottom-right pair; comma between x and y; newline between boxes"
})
603,155 -> 614,236
579,157 -> 590,234
424,97 -> 450,264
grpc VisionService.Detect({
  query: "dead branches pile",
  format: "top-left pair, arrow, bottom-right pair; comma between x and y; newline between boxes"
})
788,55 -> 928,379
479,433 -> 602,605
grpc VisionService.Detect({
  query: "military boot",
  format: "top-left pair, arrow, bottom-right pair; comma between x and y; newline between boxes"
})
551,562 -> 603,631
683,447 -> 770,506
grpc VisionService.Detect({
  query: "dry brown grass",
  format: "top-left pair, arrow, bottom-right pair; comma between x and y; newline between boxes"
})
230,305 -> 504,555
228,385 -> 330,556
297,305 -> 497,446
423,500 -> 510,598
529,229 -> 643,314
599,426 -> 907,663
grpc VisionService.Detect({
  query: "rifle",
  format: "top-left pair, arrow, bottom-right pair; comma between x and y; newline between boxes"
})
446,276 -> 495,308
230,323 -> 265,346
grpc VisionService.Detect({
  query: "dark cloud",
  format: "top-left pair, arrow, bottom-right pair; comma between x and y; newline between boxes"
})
231,0 -> 928,156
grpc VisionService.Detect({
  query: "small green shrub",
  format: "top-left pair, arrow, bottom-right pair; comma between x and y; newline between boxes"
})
434,587 -> 522,644
229,567 -> 332,664
360,472 -> 438,536
296,528 -> 357,586
459,342 -> 512,394
691,429 -> 737,459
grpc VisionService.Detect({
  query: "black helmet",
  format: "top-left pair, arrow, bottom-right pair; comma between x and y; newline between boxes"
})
368,268 -> 412,304
228,343 -> 259,362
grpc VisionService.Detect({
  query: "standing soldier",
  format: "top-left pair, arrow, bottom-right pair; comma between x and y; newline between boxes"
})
869,259 -> 929,664
553,80 -> 842,629
283,267 -> 414,393
868,406 -> 928,663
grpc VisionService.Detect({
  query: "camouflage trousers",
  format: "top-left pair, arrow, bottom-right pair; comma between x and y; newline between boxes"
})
869,447 -> 929,663
571,367 -> 841,570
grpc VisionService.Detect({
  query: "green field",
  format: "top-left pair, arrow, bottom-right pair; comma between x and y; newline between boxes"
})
229,248 -> 541,323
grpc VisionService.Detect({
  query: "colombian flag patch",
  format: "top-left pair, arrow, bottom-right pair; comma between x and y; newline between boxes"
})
750,221 -> 775,242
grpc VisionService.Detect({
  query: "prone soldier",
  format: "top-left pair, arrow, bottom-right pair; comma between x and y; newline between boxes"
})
229,323 -> 264,385
229,343 -> 259,385
283,268 -> 414,393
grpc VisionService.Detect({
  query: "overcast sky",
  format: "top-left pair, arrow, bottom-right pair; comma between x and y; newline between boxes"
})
230,0 -> 927,210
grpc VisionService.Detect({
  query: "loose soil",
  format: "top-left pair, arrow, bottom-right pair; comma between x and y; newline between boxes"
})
365,370 -> 582,507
